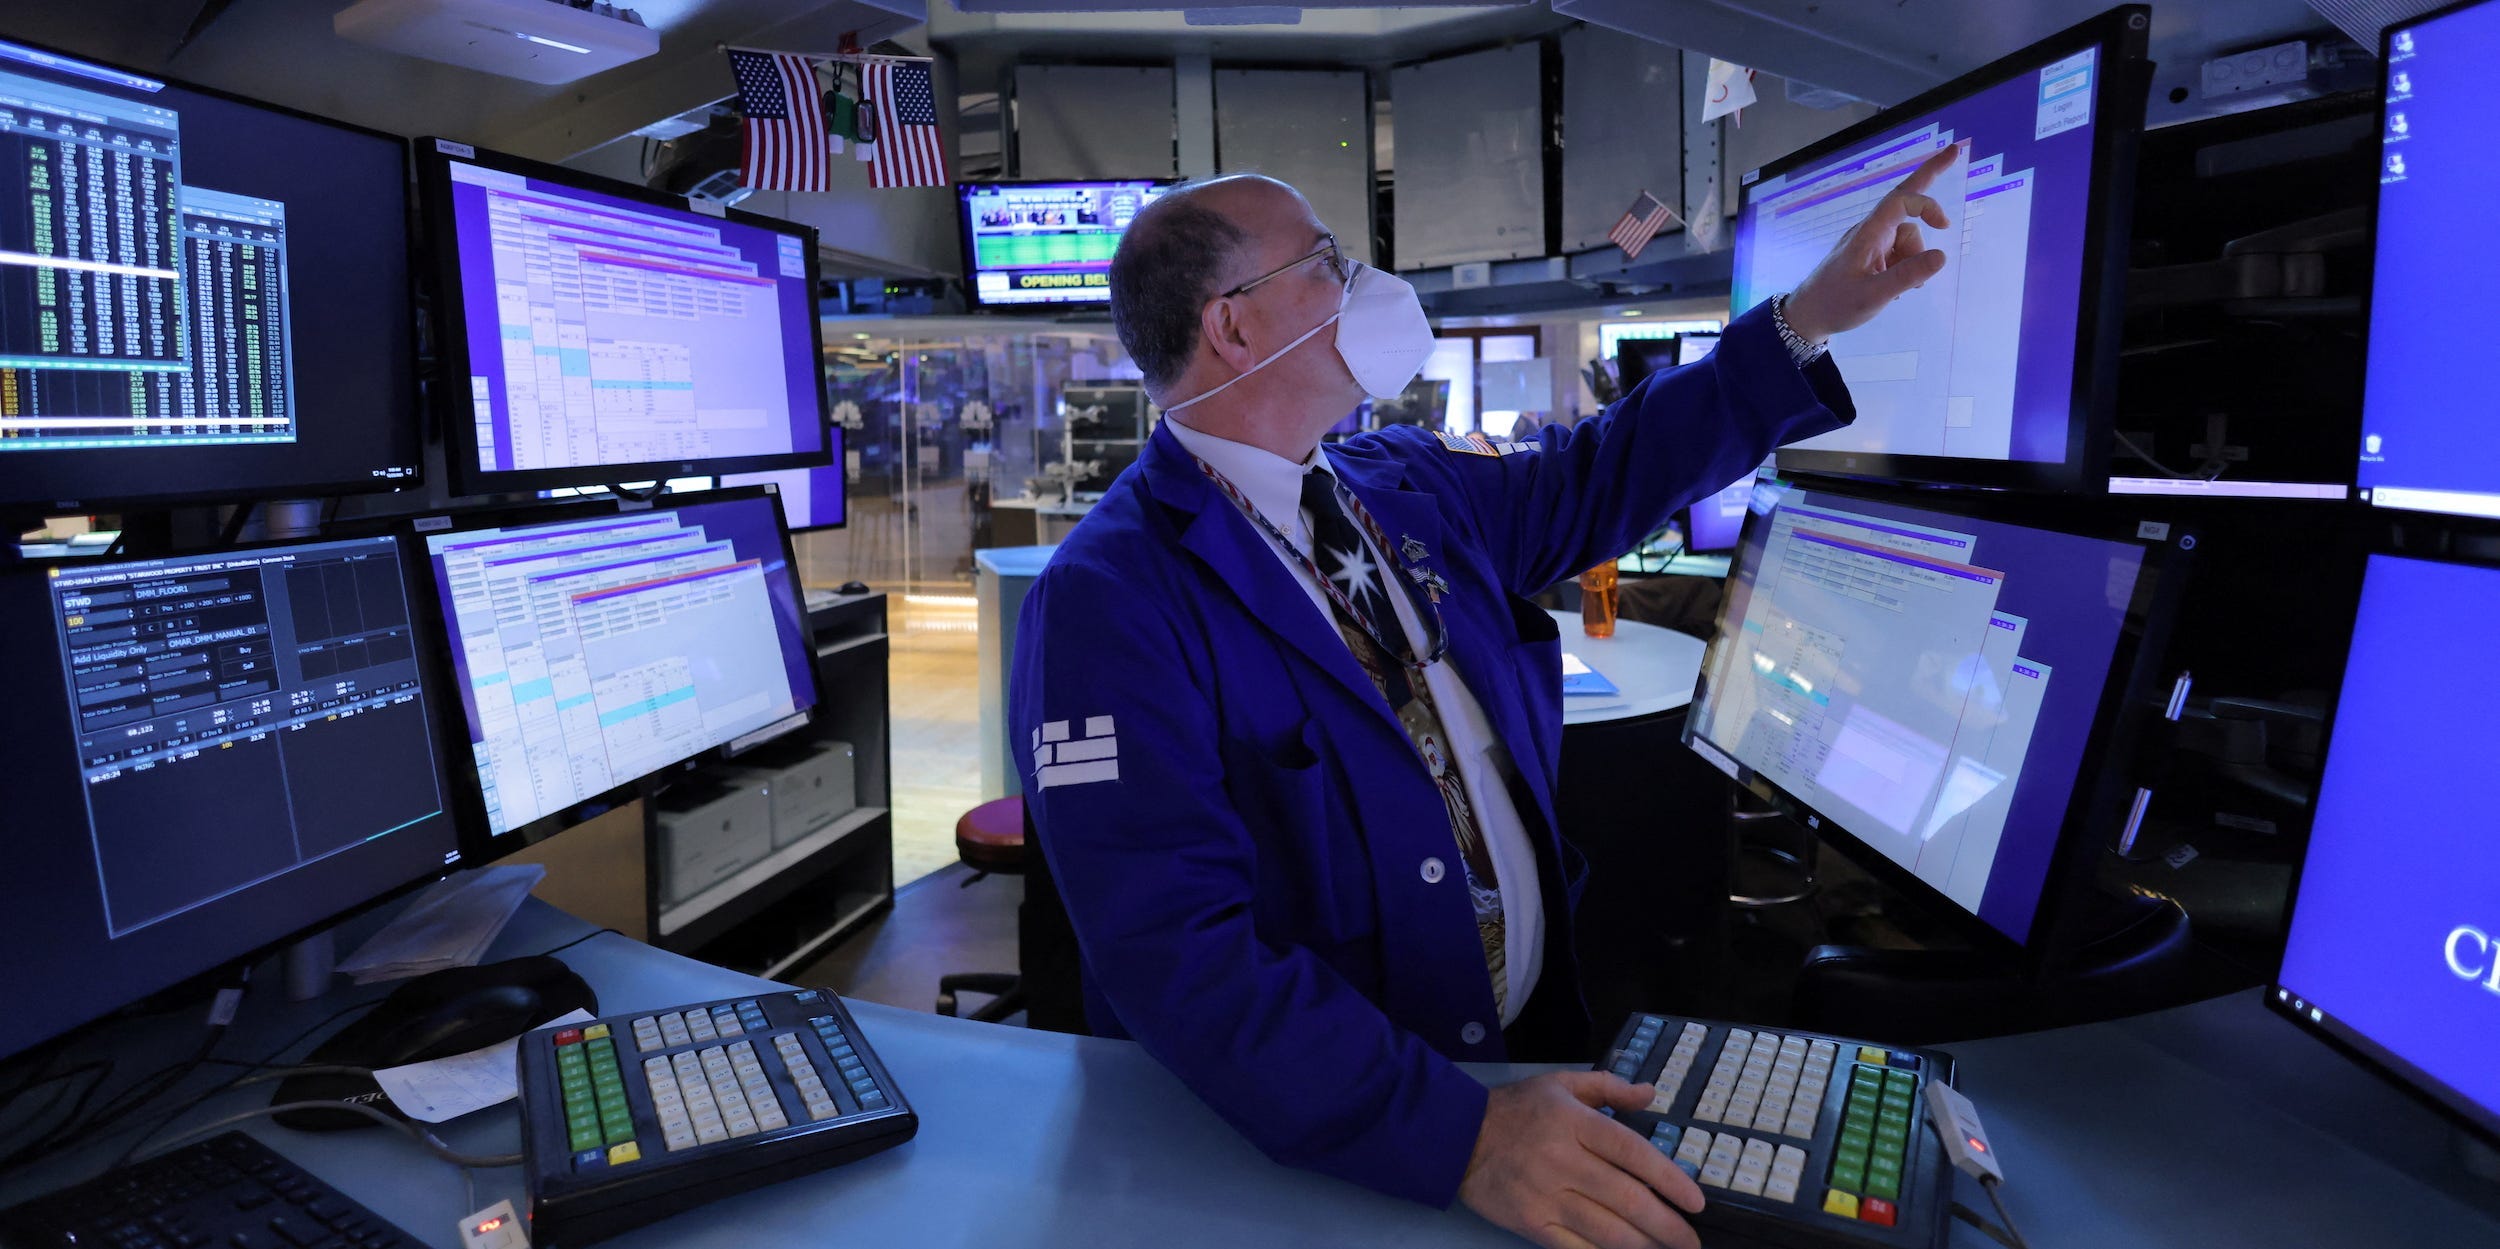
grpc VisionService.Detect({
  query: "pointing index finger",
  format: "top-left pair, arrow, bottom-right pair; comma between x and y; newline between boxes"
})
1889,143 -> 1963,200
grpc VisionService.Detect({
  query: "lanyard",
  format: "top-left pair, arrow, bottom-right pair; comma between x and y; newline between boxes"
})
1190,454 -> 1449,674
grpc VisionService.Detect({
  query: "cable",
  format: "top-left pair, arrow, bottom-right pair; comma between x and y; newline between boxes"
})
142,1100 -> 520,1170
2112,428 -> 2225,482
1983,1177 -> 2031,1249
99,998 -> 387,1171
529,927 -> 625,960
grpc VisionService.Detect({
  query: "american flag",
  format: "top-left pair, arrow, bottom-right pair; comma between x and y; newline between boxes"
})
1608,190 -> 1681,262
729,49 -> 833,192
866,59 -> 946,189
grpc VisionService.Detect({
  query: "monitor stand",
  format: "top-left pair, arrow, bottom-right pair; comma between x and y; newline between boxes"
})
1793,892 -> 2196,1039
268,956 -> 597,1130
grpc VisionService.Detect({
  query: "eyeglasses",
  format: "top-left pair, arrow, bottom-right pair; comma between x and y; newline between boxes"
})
1222,237 -> 1354,297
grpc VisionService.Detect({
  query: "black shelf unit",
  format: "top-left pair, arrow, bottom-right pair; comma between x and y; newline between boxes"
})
647,592 -> 894,978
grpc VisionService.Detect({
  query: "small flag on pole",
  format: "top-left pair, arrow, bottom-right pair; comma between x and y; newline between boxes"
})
1608,190 -> 1681,261
728,49 -> 833,192
865,59 -> 947,188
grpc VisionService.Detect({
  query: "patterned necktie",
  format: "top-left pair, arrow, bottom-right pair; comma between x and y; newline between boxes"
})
1299,468 -> 1507,1018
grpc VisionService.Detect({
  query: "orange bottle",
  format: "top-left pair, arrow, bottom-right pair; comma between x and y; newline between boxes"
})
1579,562 -> 1618,638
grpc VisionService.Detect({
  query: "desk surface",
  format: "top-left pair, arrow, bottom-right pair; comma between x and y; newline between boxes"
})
1547,609 -> 1706,726
973,544 -> 1061,579
10,900 -> 2498,1249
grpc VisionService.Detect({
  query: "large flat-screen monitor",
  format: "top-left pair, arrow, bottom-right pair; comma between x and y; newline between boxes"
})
1616,338 -> 1683,394
0,38 -> 420,512
419,140 -> 832,496
2272,552 -> 2500,1142
958,180 -> 1170,308
1733,7 -> 2149,493
2358,1 -> 2500,520
0,534 -> 462,1059
719,428 -> 848,532
1682,474 -> 1755,553
1684,481 -> 2186,951
417,487 -> 819,852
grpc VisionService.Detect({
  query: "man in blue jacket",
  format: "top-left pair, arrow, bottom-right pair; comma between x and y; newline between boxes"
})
1012,156 -> 1956,1249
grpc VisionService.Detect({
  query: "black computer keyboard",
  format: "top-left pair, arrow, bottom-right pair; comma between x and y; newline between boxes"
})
1594,1013 -> 1959,1249
517,987 -> 915,1247
0,1131 -> 421,1249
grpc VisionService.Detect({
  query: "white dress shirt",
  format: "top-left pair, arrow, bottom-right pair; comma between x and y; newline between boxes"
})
1166,418 -> 1544,1025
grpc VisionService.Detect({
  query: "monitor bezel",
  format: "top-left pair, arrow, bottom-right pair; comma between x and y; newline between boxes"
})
954,177 -> 1178,312
415,138 -> 836,498
1740,4 -> 2152,495
403,485 -> 823,865
719,426 -> 849,533
0,531 -> 468,1062
1681,477 -> 2195,962
2266,541 -> 2500,1147
0,35 -> 423,514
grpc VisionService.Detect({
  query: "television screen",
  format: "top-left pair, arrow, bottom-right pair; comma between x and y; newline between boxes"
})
959,180 -> 1170,307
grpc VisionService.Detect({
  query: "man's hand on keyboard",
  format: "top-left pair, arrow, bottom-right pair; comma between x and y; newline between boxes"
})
1457,1071 -> 1706,1249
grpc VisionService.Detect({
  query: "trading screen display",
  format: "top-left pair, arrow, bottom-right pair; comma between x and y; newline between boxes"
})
0,537 -> 459,1059
1683,476 -> 1753,553
2359,7 -> 2500,519
0,38 -> 416,506
424,495 -> 816,838
2276,555 -> 2500,1138
960,181 -> 1166,306
438,158 -> 825,482
1687,486 -> 2145,942
1734,40 -> 2104,467
719,432 -> 846,531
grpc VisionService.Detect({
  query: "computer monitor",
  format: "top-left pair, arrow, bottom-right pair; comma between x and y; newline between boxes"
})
0,38 -> 420,512
1681,474 -> 1754,553
718,429 -> 848,532
2358,2 -> 2500,520
2272,552 -> 2500,1142
416,487 -> 819,852
957,180 -> 1172,308
1677,334 -> 1721,366
418,140 -> 833,496
0,534 -> 462,1059
1733,7 -> 2149,493
1372,378 -> 1448,429
1616,338 -> 1684,393
1684,480 -> 2188,950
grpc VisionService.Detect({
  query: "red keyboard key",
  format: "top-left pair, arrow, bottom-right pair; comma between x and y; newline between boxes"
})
553,1029 -> 583,1046
1860,1197 -> 1897,1227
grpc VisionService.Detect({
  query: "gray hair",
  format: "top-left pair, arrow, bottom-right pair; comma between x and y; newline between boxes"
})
1107,183 -> 1250,394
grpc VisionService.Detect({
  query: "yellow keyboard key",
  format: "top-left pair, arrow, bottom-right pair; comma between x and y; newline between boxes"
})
583,1024 -> 611,1040
607,1142 -> 641,1166
1822,1190 -> 1859,1220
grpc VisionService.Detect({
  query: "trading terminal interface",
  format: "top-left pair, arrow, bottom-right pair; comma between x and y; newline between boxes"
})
0,535 -> 460,1060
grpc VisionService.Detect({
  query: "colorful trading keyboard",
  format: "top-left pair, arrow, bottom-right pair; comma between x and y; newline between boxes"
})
518,988 -> 916,1247
1594,1013 -> 1957,1249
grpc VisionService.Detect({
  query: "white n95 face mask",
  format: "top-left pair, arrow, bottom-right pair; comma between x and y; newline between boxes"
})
1164,262 -> 1436,414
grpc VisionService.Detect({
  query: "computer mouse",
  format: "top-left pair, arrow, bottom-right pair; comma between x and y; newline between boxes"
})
838,580 -> 869,595
375,982 -> 546,1068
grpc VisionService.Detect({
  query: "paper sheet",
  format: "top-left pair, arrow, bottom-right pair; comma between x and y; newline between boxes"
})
372,1008 -> 594,1124
1562,652 -> 1594,676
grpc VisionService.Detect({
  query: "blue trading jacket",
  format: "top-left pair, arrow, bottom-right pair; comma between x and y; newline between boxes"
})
1010,299 -> 1853,1207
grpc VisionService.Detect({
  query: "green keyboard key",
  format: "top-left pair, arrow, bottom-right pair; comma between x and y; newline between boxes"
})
603,1120 -> 634,1146
1829,1161 -> 1866,1193
1866,1160 -> 1902,1200
569,1126 -> 602,1153
1874,1122 -> 1910,1148
1837,1126 -> 1873,1155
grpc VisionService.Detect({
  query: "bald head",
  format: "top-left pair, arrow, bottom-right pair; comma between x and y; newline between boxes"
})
1107,175 -> 1308,396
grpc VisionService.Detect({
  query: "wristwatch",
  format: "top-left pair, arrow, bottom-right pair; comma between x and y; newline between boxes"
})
1771,294 -> 1830,367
